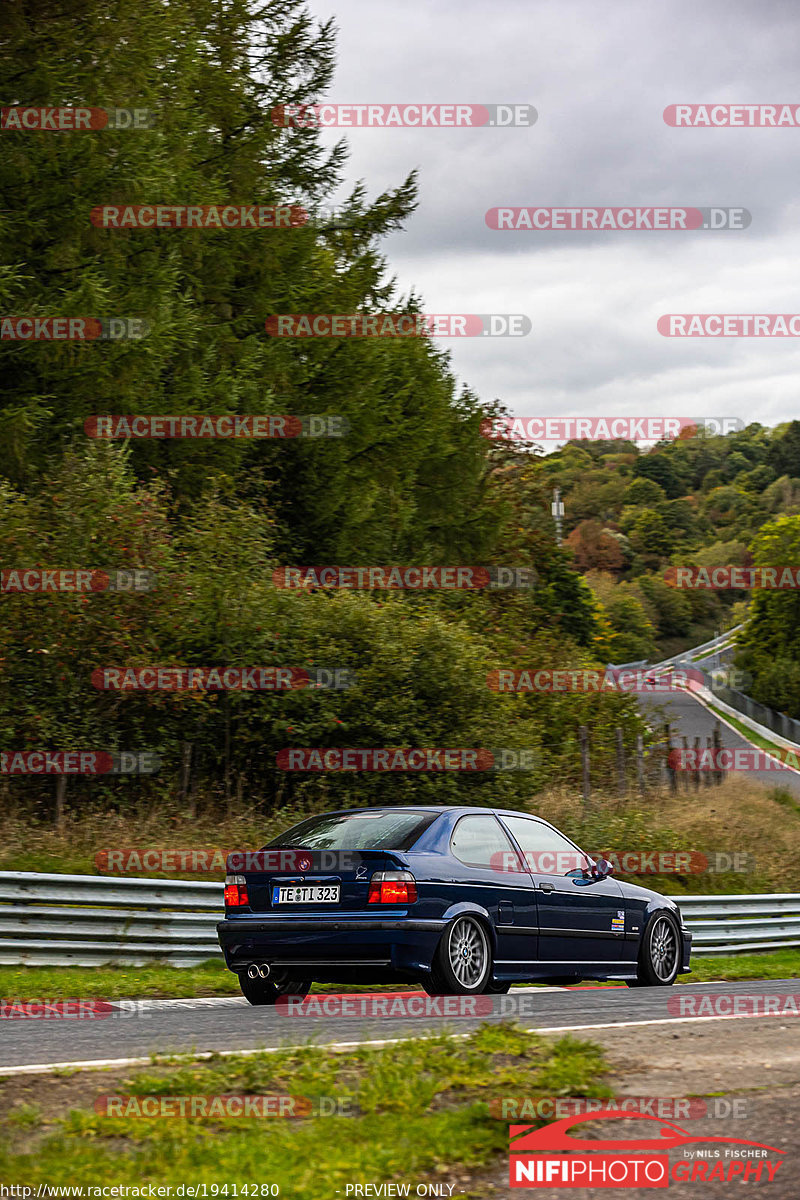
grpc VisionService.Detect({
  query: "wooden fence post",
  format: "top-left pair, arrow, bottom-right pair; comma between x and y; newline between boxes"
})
54,775 -> 66,834
579,726 -> 590,812
704,736 -> 713,786
713,723 -> 724,786
615,727 -> 626,797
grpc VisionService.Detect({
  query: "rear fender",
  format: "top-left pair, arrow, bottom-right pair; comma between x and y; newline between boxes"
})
439,901 -> 497,953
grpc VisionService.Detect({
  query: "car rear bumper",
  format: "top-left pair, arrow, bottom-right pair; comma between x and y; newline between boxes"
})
217,914 -> 446,977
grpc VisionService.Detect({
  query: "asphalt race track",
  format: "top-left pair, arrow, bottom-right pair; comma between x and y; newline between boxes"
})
639,688 -> 800,794
2,978 -> 798,1073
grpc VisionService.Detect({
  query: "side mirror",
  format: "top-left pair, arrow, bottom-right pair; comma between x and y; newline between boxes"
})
590,855 -> 615,881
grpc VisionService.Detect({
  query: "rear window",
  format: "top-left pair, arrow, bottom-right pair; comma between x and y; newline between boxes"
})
263,810 -> 440,851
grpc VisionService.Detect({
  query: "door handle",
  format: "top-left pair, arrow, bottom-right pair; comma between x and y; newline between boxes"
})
538,882 -> 555,892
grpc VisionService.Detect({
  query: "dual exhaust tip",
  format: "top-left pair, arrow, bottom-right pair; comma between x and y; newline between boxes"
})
246,962 -> 271,980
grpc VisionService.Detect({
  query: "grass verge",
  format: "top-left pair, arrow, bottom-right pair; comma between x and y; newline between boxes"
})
702,699 -> 800,760
683,948 -> 800,982
0,1023 -> 607,1194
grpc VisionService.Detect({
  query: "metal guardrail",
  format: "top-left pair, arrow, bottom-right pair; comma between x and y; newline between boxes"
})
678,894 -> 800,954
712,681 -> 800,746
647,625 -> 744,673
675,663 -> 800,747
1,873 -> 798,965
0,873 -> 221,966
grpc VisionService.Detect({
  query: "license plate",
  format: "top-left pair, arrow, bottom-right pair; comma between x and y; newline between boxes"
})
271,884 -> 340,905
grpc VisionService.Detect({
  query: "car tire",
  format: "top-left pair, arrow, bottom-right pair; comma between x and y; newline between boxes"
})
484,980 -> 511,994
626,910 -> 681,988
422,914 -> 492,995
238,971 -> 311,1006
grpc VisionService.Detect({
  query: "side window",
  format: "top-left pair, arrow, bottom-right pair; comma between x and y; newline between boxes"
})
450,815 -> 520,870
500,816 -> 590,876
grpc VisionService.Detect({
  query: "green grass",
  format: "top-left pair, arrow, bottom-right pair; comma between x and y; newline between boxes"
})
0,1024 -> 608,1194
0,960 -> 241,1000
683,948 -> 800,981
769,787 -> 800,818
703,698 -> 799,759
1,949 -> 798,1002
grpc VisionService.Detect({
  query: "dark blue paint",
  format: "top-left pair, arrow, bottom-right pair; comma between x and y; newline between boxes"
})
217,805 -> 692,986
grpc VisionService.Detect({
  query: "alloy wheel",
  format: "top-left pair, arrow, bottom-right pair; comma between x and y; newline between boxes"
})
447,916 -> 488,989
649,915 -> 678,982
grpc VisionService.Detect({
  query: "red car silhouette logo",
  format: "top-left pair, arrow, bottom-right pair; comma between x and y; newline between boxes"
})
510,1109 -> 783,1155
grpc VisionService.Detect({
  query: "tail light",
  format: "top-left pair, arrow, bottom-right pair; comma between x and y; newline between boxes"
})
367,871 -> 417,904
224,874 -> 249,907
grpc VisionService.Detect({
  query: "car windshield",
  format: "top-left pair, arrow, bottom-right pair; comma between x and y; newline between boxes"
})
263,810 -> 440,851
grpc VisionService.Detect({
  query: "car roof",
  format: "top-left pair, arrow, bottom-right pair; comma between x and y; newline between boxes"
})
302,805 -> 543,819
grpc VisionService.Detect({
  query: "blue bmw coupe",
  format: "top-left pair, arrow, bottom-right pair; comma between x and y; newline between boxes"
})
217,806 -> 692,1003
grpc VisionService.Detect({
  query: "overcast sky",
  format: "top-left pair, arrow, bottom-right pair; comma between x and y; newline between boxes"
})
304,0 -> 800,443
